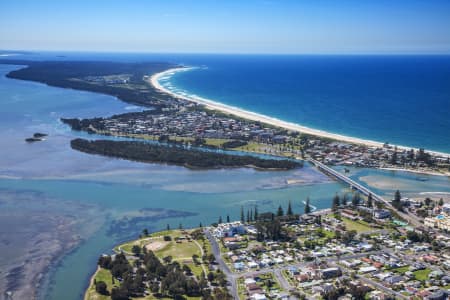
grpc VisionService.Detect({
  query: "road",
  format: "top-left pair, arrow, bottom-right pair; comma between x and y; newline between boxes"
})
308,158 -> 423,227
205,228 -> 384,300
357,275 -> 407,299
204,229 -> 239,300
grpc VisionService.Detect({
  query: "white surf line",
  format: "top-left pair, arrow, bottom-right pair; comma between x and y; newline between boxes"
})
149,67 -> 450,158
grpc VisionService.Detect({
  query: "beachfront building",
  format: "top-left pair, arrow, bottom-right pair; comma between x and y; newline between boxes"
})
424,213 -> 450,231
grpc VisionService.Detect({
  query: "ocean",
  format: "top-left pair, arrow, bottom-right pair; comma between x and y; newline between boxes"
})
161,55 -> 450,154
3,52 -> 449,153
1,52 -> 450,300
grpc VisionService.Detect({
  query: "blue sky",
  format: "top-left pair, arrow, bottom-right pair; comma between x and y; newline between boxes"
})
1,0 -> 450,54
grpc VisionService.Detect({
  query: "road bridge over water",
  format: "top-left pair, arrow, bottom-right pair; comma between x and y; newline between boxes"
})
307,158 -> 422,227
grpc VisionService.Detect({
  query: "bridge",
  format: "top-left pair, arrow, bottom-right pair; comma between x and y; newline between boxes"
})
307,158 -> 422,227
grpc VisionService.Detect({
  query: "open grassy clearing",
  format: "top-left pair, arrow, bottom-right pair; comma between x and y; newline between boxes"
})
341,217 -> 373,233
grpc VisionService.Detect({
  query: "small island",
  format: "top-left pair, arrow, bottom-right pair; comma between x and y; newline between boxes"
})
70,138 -> 302,170
25,132 -> 48,142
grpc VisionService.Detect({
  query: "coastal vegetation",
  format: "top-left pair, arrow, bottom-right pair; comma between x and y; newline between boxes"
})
3,59 -> 449,175
1,60 -> 177,108
70,138 -> 302,170
86,229 -> 231,300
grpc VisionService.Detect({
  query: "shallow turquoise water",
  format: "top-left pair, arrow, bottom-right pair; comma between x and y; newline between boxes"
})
0,63 -> 346,300
0,58 -> 449,300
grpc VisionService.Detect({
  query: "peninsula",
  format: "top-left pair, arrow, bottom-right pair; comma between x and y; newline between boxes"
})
85,194 -> 450,300
1,59 -> 449,176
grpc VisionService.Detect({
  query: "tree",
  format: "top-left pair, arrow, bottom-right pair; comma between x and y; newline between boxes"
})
142,228 -> 149,236
218,216 -> 222,224
131,245 -> 141,256
95,281 -> 108,295
246,210 -> 250,223
438,198 -> 444,206
207,271 -> 215,282
277,205 -> 284,217
392,190 -> 403,210
182,264 -> 192,275
163,255 -> 172,264
342,230 -> 357,245
111,287 -> 129,300
390,148 -> 398,165
351,192 -> 361,207
226,215 -> 230,223
254,205 -> 258,221
332,194 -> 340,211
287,200 -> 293,215
342,193 -> 348,206
166,224 -> 170,231
240,206 -> 245,223
424,197 -> 432,206
367,193 -> 373,208
304,197 -> 311,214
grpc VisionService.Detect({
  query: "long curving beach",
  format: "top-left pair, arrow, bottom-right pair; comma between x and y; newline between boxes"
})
150,67 -> 450,158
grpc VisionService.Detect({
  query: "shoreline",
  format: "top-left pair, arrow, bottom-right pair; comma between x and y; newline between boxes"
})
150,67 -> 450,158
378,167 -> 450,177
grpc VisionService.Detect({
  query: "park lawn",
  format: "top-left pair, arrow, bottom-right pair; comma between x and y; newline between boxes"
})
234,142 -> 265,152
85,267 -> 119,300
342,217 -> 373,233
188,262 -> 205,278
204,138 -> 229,147
88,229 -> 206,300
413,269 -> 431,281
115,230 -> 183,253
201,238 -> 212,256
154,239 -> 200,261
393,266 -> 410,274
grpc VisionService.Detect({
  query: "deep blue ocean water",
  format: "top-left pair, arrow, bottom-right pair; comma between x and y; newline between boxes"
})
165,55 -> 450,153
2,52 -> 449,152
1,52 -> 450,300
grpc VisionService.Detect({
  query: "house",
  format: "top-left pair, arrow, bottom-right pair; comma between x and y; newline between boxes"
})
359,266 -> 377,274
342,209 -> 359,220
251,293 -> 267,300
385,275 -> 404,285
374,209 -> 391,219
320,267 -> 342,279
425,290 -> 447,300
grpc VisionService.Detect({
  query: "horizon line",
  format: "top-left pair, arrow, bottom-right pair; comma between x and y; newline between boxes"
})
1,48 -> 450,56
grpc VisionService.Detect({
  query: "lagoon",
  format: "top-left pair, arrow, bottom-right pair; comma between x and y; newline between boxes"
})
0,57 -> 449,300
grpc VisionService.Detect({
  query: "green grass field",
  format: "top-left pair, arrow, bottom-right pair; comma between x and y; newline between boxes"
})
341,217 -> 373,233
413,269 -> 431,281
87,230 -> 205,300
392,266 -> 410,274
84,267 -> 119,300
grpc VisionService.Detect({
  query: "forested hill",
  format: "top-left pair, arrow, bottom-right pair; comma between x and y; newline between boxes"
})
70,138 -> 302,170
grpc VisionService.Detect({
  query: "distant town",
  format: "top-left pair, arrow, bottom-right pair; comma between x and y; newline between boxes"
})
4,60 -> 449,175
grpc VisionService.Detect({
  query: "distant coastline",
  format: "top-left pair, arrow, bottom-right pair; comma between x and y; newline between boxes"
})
150,67 -> 450,158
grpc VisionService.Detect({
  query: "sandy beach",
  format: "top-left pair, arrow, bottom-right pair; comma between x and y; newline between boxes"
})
150,67 -> 450,158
